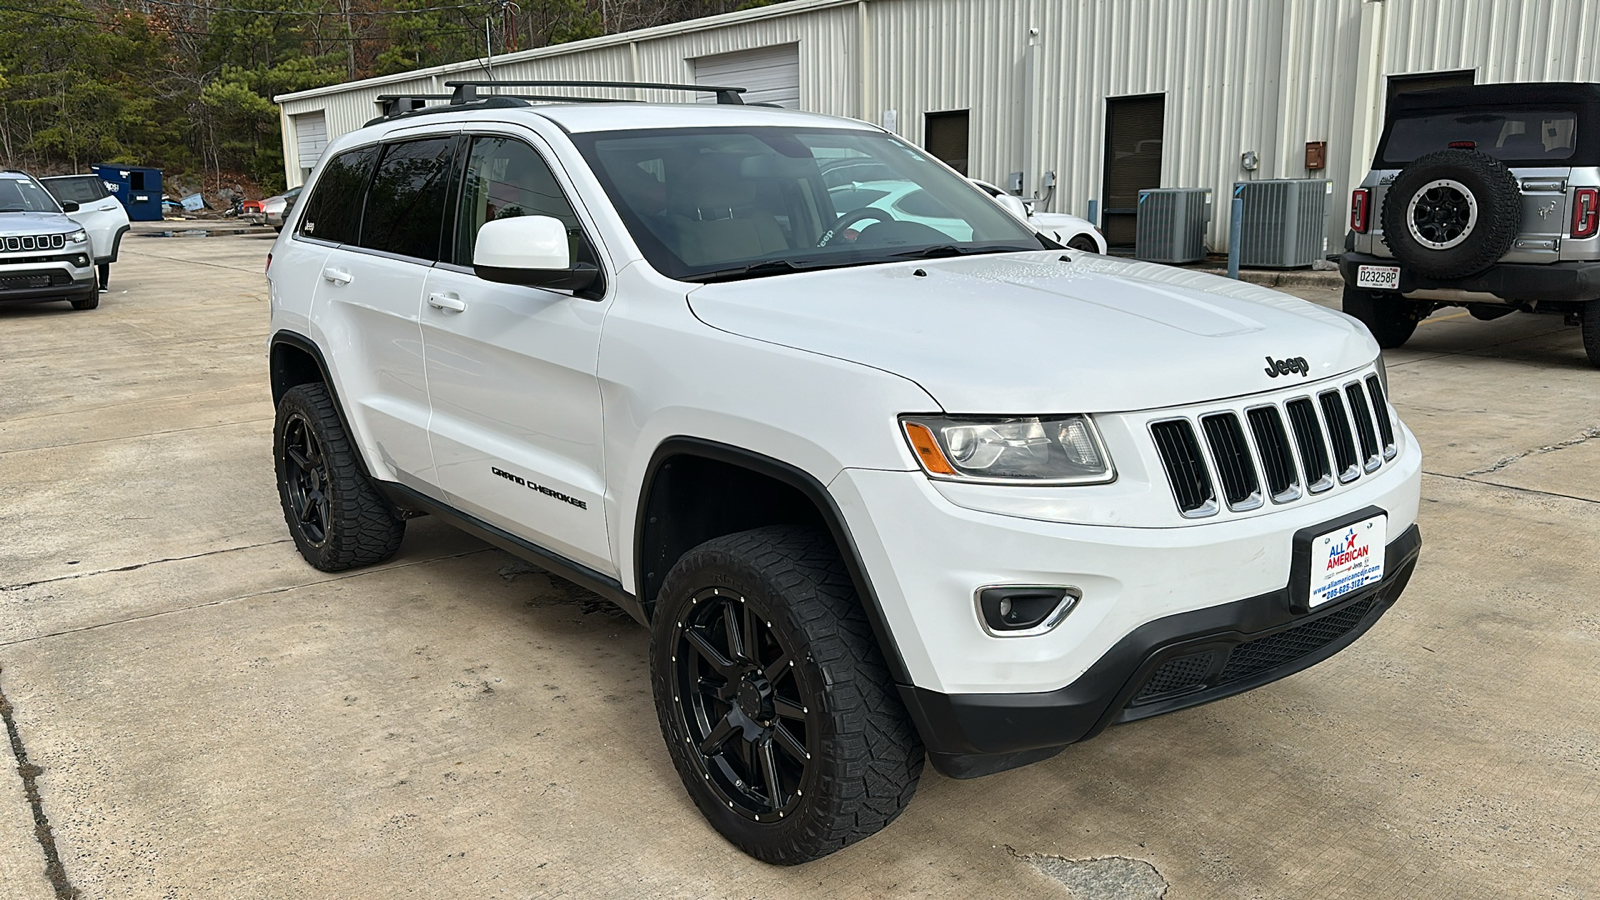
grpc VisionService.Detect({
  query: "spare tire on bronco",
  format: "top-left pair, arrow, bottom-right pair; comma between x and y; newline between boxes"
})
1381,149 -> 1521,280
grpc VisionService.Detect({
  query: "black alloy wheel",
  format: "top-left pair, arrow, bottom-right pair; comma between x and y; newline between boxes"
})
650,525 -> 923,864
281,411 -> 332,547
272,382 -> 406,571
1066,233 -> 1101,253
1409,181 -> 1475,248
669,587 -> 813,823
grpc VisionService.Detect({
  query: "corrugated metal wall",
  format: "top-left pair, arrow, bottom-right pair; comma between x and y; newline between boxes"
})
278,0 -> 1600,255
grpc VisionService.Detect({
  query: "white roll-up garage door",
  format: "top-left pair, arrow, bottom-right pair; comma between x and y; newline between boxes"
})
692,44 -> 800,109
294,111 -> 329,175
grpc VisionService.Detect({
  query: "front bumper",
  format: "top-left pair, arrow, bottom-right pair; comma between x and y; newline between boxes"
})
903,523 -> 1420,777
1340,252 -> 1600,303
0,263 -> 97,304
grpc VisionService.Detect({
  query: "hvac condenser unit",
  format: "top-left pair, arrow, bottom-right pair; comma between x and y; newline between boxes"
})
1233,179 -> 1331,268
1135,188 -> 1211,263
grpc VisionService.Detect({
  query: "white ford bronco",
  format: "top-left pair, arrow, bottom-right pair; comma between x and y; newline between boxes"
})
1341,82 -> 1600,365
266,82 -> 1423,864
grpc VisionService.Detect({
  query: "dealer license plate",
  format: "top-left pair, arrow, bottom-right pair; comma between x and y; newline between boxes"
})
1307,513 -> 1386,608
1355,264 -> 1401,290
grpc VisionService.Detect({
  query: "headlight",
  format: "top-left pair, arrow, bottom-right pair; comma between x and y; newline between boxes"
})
901,415 -> 1115,484
66,229 -> 88,245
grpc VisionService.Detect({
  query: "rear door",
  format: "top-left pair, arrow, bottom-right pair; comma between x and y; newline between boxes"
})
301,136 -> 456,493
420,130 -> 613,573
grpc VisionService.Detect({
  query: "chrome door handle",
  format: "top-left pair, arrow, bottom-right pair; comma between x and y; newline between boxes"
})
427,292 -> 466,312
322,267 -> 353,285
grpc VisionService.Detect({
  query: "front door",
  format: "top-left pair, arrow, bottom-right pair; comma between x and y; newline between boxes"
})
421,132 -> 613,574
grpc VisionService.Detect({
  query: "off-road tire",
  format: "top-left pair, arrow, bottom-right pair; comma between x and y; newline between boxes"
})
650,525 -> 923,865
1343,286 -> 1421,349
1582,298 -> 1600,368
70,292 -> 99,311
1381,149 -> 1520,280
273,382 -> 405,571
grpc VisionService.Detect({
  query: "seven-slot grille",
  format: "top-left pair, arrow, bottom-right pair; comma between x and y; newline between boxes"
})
1150,375 -> 1397,518
1,234 -> 67,252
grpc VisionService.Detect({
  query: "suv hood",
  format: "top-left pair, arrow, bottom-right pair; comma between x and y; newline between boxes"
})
0,212 -> 79,237
686,252 -> 1376,413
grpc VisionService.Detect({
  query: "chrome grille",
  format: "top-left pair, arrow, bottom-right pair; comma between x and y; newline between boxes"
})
1150,373 -> 1399,518
1199,413 -> 1262,510
1319,390 -> 1360,483
2,234 -> 66,252
1365,375 -> 1397,458
1150,419 -> 1217,517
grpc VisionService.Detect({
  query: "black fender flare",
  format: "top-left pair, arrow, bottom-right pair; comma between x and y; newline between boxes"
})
634,437 -> 913,686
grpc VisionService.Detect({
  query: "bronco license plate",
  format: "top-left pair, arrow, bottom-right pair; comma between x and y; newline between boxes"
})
1307,513 -> 1386,608
1355,264 -> 1401,290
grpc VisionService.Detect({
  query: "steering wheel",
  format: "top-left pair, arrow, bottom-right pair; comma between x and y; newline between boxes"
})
818,207 -> 892,247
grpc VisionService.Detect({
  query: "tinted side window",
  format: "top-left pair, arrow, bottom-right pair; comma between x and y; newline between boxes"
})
298,146 -> 378,244
44,177 -> 107,204
360,138 -> 456,260
454,136 -> 585,266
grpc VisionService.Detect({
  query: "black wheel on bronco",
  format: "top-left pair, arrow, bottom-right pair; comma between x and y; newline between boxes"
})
650,525 -> 923,865
1343,286 -> 1422,349
1582,299 -> 1600,368
1381,149 -> 1520,280
273,382 -> 405,571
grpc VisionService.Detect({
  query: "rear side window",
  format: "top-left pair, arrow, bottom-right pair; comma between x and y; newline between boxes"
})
360,138 -> 457,261
44,177 -> 107,204
298,146 -> 379,244
1383,110 -> 1578,164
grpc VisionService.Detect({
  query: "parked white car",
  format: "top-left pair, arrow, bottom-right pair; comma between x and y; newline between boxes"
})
41,174 -> 131,290
0,170 -> 99,309
267,90 -> 1422,865
969,178 -> 1107,253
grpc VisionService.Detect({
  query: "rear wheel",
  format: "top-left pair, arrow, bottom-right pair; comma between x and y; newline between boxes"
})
70,292 -> 99,311
1343,286 -> 1420,349
273,382 -> 405,570
1582,299 -> 1600,368
650,525 -> 923,864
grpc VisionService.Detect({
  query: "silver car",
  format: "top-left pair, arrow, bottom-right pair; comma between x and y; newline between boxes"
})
0,170 -> 99,310
261,186 -> 303,232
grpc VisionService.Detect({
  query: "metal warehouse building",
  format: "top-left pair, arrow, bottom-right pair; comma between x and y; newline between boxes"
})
275,0 -> 1599,253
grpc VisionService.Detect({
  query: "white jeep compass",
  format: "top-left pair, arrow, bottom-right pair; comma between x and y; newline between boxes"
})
266,83 -> 1423,864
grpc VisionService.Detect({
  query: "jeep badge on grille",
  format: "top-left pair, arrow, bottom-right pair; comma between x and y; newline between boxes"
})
1264,356 -> 1310,378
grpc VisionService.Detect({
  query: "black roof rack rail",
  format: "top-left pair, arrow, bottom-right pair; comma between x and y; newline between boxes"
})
442,79 -> 746,105
364,94 -> 532,127
375,92 -> 634,117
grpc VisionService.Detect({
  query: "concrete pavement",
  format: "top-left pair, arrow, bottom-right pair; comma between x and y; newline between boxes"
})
1,236 -> 1597,898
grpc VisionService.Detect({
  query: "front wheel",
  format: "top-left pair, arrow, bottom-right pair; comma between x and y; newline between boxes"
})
1066,233 -> 1100,253
273,382 -> 405,570
1343,286 -> 1421,349
1582,298 -> 1600,368
650,525 -> 923,864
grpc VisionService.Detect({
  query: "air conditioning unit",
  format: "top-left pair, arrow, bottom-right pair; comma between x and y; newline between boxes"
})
1135,188 -> 1211,263
1233,179 -> 1330,268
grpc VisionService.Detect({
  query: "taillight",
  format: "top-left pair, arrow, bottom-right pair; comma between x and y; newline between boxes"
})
1573,188 -> 1599,239
1350,188 -> 1370,234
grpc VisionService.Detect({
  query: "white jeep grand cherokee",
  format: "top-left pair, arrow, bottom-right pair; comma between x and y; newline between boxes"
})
266,84 -> 1423,864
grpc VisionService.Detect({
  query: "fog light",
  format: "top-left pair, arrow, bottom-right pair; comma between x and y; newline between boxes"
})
977,585 -> 1080,636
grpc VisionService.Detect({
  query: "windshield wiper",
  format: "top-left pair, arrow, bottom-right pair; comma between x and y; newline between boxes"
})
687,259 -> 812,284
889,244 -> 1037,260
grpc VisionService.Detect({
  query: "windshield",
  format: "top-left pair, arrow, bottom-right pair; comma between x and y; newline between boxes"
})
572,127 -> 1044,281
1383,109 -> 1578,164
0,177 -> 62,213
42,176 -> 105,205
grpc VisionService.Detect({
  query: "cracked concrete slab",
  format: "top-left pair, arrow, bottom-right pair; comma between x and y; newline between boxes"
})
2,236 -> 1599,899
0,725 -> 54,900
1026,855 -> 1167,899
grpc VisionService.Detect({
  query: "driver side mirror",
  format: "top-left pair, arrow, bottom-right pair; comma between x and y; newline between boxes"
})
473,215 -> 600,293
60,200 -> 80,213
